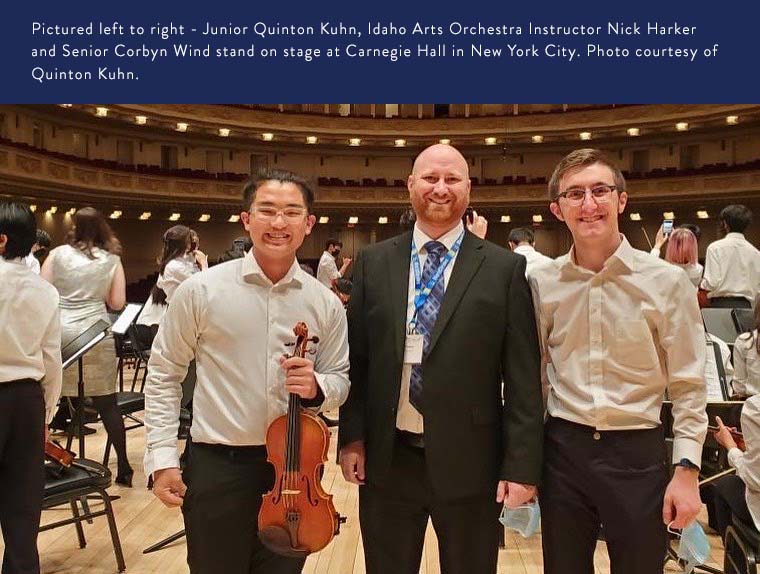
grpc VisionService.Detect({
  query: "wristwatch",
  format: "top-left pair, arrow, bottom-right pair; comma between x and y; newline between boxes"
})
674,458 -> 700,472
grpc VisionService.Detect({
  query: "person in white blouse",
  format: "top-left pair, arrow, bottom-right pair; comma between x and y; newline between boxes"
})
316,238 -> 351,289
144,169 -> 350,574
507,227 -> 553,278
530,149 -> 707,574
0,201 -> 62,574
712,395 -> 760,536
701,204 -> 760,308
732,296 -> 760,398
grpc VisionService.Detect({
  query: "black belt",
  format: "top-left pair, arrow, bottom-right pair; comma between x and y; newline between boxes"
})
396,429 -> 425,449
191,442 -> 267,461
0,378 -> 38,387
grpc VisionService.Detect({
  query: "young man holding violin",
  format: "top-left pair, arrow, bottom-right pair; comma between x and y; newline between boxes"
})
339,144 -> 544,573
530,149 -> 708,573
144,169 -> 350,574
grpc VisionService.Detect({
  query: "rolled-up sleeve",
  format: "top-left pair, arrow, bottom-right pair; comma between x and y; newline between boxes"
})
143,279 -> 202,477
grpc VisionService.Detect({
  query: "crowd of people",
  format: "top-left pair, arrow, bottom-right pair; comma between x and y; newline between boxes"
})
0,144 -> 758,574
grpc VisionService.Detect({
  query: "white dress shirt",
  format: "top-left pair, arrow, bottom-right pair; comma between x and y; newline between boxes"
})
136,293 -> 166,327
316,250 -> 340,288
24,252 -> 40,274
156,254 -> 198,303
701,232 -> 760,303
732,331 -> 760,397
144,253 -> 350,476
513,244 -> 554,279
727,394 -> 760,530
0,257 -> 62,422
397,221 -> 464,434
529,235 -> 708,465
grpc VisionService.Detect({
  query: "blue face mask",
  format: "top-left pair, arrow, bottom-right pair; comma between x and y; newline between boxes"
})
668,521 -> 711,573
499,501 -> 541,538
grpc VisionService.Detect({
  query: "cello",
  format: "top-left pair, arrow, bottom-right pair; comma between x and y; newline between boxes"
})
258,322 -> 340,557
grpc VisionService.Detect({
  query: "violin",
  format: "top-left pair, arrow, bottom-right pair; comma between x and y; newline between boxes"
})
708,425 -> 746,451
44,440 -> 104,475
258,322 -> 340,557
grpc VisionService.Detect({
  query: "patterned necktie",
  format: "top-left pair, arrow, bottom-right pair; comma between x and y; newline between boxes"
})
409,240 -> 448,414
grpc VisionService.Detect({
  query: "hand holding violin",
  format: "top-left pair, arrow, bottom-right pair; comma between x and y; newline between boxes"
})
280,355 -> 318,400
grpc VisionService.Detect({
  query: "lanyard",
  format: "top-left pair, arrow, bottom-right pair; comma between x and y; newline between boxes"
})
408,232 -> 464,332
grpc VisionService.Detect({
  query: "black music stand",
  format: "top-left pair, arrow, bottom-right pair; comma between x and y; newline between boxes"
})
61,319 -> 110,459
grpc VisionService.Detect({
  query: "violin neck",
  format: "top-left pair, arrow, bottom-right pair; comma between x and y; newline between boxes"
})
285,393 -> 302,472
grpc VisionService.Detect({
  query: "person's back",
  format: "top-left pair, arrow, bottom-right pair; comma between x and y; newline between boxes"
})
508,227 -> 553,278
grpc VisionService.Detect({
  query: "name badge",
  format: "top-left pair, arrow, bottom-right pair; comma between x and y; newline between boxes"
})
404,333 -> 424,364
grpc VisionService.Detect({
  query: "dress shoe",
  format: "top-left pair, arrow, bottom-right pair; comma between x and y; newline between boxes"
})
115,468 -> 134,487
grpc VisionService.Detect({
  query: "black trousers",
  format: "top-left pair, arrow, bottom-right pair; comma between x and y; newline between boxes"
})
540,417 -> 668,574
359,434 -> 501,574
709,296 -> 752,309
0,380 -> 45,574
181,441 -> 305,574
712,474 -> 757,538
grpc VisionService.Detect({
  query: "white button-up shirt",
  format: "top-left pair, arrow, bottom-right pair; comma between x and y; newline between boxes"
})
0,257 -> 62,422
529,236 -> 707,465
396,221 -> 463,433
701,232 -> 760,303
316,250 -> 340,288
727,394 -> 760,530
156,254 -> 199,303
513,244 -> 554,279
732,331 -> 760,398
144,253 -> 350,476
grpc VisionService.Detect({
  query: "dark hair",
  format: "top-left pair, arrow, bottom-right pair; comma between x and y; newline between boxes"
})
35,228 -> 51,248
0,201 -> 36,260
508,227 -> 535,246
150,225 -> 193,305
548,148 -> 626,200
325,238 -> 342,250
216,236 -> 253,264
67,207 -> 122,258
739,294 -> 760,354
399,208 -> 416,228
678,223 -> 702,242
189,229 -> 199,251
719,204 -> 752,234
334,277 -> 352,296
242,168 -> 314,212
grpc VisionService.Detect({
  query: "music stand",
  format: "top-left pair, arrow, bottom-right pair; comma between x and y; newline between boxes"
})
62,319 -> 110,458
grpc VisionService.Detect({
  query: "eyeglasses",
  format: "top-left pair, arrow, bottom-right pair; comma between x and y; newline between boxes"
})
250,206 -> 307,222
555,185 -> 618,205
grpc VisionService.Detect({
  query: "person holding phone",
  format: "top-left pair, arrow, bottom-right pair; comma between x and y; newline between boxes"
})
463,206 -> 488,239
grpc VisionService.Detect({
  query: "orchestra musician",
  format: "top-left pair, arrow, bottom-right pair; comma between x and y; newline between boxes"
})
144,169 -> 350,574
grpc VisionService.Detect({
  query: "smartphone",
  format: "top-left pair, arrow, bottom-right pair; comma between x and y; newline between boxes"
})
662,219 -> 674,235
462,207 -> 474,225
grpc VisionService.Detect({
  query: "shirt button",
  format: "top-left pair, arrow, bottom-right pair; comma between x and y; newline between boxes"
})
592,431 -> 601,441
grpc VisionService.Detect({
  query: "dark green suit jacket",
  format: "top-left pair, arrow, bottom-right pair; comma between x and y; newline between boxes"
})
339,230 -> 544,500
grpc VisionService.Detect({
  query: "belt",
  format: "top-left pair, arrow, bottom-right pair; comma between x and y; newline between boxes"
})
191,442 -> 267,461
0,378 -> 39,387
396,429 -> 425,449
547,416 -> 663,441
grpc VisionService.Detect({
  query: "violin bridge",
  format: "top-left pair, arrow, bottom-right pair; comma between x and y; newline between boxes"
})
281,489 -> 301,495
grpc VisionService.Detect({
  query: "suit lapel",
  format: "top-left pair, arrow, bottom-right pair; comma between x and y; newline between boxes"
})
386,231 -> 413,361
428,233 -> 485,354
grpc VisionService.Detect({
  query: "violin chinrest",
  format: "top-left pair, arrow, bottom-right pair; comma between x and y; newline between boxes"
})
258,526 -> 310,558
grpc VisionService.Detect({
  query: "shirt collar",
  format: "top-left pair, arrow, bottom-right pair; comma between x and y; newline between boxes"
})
561,234 -> 636,274
725,232 -> 746,241
241,251 -> 303,287
412,221 -> 464,254
0,255 -> 26,266
513,244 -> 536,255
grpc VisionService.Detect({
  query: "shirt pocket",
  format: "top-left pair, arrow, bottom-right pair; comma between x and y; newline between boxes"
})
612,319 -> 659,372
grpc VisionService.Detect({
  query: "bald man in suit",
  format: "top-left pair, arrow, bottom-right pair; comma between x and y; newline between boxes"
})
339,144 -> 544,574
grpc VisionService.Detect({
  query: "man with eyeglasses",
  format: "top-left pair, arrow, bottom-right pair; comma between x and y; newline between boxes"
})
144,168 -> 350,574
529,149 -> 707,573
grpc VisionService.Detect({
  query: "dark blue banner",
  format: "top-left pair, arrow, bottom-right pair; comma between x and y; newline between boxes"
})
1,0 -> 758,102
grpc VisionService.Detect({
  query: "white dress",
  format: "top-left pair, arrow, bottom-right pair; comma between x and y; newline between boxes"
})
49,245 -> 120,397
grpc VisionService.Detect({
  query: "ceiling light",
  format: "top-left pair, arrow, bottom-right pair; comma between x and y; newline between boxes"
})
176,122 -> 188,132
139,212 -> 151,220
439,139 -> 451,145
228,214 -> 240,223
697,210 -> 709,219
726,115 -> 739,125
532,214 -> 543,223
531,135 -> 543,144
378,216 -> 388,224
500,215 -> 511,223
629,212 -> 642,221
218,128 -> 230,137
663,211 -> 675,220
59,104 -> 73,108
262,133 -> 274,141
348,216 -> 359,224
29,204 -> 37,212
349,138 -> 361,146
394,139 -> 406,147
318,216 -> 329,224
627,127 -> 640,136
484,137 -> 497,145
579,132 -> 592,141
675,122 -> 689,132
306,136 -> 318,144
109,210 -> 122,219
198,214 -> 211,222
135,115 -> 147,125
169,213 -> 181,221
95,107 -> 109,117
